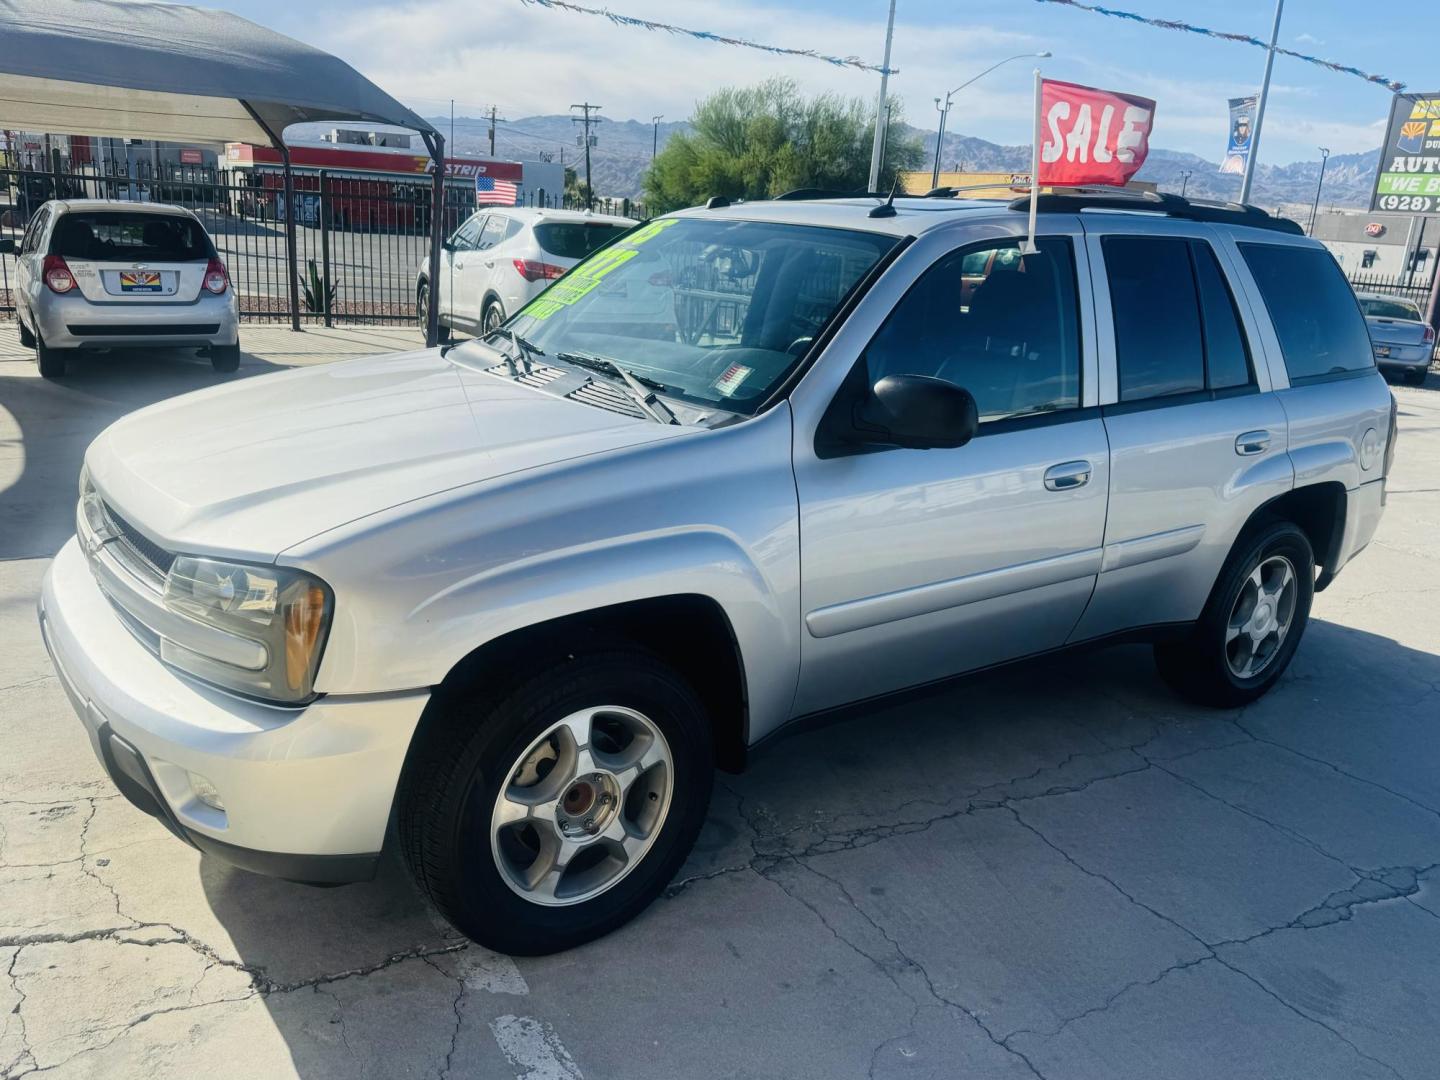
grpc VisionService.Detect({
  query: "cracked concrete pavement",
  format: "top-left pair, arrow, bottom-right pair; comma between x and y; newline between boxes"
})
1,332 -> 1437,1078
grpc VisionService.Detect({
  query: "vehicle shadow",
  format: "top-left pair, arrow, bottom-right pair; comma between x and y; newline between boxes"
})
0,347 -> 283,560
195,616 -> 1440,1075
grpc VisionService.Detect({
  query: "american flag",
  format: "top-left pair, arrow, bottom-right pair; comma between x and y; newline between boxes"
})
476,176 -> 519,206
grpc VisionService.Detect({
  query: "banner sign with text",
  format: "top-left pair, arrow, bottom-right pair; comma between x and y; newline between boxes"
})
1371,92 -> 1440,213
1037,78 -> 1156,187
1220,96 -> 1256,175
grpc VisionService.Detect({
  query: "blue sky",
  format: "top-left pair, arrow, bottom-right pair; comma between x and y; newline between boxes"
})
224,0 -> 1408,164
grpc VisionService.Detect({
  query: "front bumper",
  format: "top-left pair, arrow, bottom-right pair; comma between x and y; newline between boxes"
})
30,289 -> 239,350
39,538 -> 429,883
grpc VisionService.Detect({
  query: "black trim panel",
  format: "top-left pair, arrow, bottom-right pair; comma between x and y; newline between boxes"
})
1287,366 -> 1378,388
67,323 -> 221,336
1102,385 -> 1259,417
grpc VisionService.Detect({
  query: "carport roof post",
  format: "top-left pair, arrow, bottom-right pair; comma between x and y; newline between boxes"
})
0,0 -> 446,344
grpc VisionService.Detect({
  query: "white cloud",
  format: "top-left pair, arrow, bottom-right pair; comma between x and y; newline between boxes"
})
1294,32 -> 1324,47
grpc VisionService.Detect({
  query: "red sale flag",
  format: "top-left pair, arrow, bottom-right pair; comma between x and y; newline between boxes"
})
1022,75 -> 1157,253
1037,78 -> 1157,186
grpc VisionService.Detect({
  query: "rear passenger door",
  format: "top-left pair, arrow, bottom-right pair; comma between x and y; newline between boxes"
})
1070,222 -> 1292,642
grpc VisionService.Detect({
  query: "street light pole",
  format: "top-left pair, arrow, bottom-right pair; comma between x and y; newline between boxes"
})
867,0 -> 897,193
1307,146 -> 1330,234
1179,170 -> 1192,196
1239,0 -> 1284,205
651,114 -> 663,160
929,51 -> 1052,191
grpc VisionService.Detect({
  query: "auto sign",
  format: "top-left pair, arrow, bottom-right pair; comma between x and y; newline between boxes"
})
1372,92 -> 1440,213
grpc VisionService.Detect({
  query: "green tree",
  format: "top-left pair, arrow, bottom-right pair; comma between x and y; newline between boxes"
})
643,78 -> 923,214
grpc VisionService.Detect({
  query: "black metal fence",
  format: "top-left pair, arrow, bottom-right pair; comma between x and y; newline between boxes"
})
1,163 -> 648,327
1346,271 -> 1433,312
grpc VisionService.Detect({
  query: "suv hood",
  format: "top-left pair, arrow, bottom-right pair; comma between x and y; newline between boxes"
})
86,348 -> 689,560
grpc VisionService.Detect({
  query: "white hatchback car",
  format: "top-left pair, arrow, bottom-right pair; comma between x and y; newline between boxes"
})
6,200 -> 240,378
417,207 -> 636,339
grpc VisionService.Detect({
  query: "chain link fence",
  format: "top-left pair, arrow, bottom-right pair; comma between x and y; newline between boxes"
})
1,162 -> 648,328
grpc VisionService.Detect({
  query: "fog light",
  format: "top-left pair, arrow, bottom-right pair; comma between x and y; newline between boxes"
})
188,772 -> 225,811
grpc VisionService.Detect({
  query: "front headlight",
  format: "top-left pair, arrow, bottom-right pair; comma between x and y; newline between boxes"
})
163,556 -> 333,704
77,465 -> 114,545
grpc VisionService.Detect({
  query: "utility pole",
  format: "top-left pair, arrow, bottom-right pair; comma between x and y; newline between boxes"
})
867,0 -> 897,193
571,103 -> 600,210
651,114 -> 663,160
486,105 -> 506,157
1307,146 -> 1330,235
1179,170 -> 1193,196
1239,0 -> 1284,205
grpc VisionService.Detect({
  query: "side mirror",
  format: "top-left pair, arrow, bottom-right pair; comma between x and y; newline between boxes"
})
442,238 -> 456,251
854,374 -> 978,450
0,237 -> 13,255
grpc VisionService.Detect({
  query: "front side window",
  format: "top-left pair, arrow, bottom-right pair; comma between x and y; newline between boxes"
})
1239,243 -> 1374,382
861,237 -> 1082,422
49,212 -> 213,261
450,215 -> 484,250
477,216 -> 508,249
484,217 -> 897,415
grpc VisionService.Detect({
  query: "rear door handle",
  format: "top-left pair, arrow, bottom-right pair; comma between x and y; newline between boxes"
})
1235,430 -> 1271,456
1044,460 -> 1092,491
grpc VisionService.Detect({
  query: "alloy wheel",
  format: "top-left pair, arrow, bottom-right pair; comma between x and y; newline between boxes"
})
489,706 -> 673,906
1225,554 -> 1297,679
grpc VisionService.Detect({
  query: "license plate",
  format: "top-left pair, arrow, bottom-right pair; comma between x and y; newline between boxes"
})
1375,345 -> 1391,358
119,271 -> 161,293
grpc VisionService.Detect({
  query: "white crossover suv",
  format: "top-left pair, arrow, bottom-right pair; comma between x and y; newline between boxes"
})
41,191 -> 1394,954
7,200 -> 240,377
416,206 -> 637,340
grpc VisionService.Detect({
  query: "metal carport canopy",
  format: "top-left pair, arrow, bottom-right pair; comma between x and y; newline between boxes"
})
0,0 -> 446,343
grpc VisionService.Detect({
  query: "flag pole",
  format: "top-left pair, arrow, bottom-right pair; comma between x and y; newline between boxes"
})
1023,67 -> 1041,255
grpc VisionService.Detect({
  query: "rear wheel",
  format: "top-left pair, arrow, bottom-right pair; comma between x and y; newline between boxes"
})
1154,520 -> 1314,707
417,281 -> 451,344
35,335 -> 67,379
483,298 -> 505,335
399,646 -> 714,955
1404,367 -> 1427,386
17,316 -> 35,348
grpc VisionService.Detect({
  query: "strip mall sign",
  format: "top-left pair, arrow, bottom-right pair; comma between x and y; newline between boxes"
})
1037,79 -> 1156,187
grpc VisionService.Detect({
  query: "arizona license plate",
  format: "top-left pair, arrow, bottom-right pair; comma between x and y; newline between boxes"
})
119,271 -> 161,292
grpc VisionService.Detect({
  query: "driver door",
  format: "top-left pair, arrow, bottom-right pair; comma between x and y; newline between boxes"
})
441,214 -> 485,322
789,226 -> 1111,716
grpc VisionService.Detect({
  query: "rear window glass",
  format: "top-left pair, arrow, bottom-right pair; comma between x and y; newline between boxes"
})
1359,297 -> 1422,321
1239,244 -> 1374,382
535,222 -> 630,260
49,212 -> 214,261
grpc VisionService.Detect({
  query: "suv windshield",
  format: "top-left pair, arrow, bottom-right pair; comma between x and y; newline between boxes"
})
482,217 -> 897,415
1359,297 -> 1422,321
535,222 -> 632,260
49,212 -> 214,261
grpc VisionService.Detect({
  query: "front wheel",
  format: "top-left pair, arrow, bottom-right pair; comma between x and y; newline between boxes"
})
1154,520 -> 1314,708
399,647 -> 714,954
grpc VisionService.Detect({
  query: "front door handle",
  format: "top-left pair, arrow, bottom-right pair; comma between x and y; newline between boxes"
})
1044,460 -> 1092,491
1235,430 -> 1271,456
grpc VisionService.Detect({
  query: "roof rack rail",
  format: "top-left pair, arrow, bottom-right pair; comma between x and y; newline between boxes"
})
774,188 -> 891,201
1005,189 -> 1304,235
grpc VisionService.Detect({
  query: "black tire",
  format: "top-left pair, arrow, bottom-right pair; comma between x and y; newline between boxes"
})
1404,368 -> 1427,386
17,316 -> 35,348
35,336 -> 67,379
417,281 -> 451,344
398,646 -> 714,955
210,343 -> 241,373
482,298 -> 505,335
1154,520 -> 1314,708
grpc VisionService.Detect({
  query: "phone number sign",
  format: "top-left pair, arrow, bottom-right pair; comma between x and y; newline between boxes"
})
1373,92 -> 1440,213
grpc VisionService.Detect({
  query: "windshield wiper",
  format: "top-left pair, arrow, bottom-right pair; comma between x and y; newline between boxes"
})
555,351 -> 680,425
484,327 -> 544,375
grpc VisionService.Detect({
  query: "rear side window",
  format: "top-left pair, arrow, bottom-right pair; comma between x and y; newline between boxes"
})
1103,236 -> 1255,401
49,212 -> 214,261
1239,243 -> 1374,382
535,222 -> 630,260
1105,237 -> 1204,400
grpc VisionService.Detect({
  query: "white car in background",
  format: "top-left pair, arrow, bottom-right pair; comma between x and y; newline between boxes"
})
417,207 -> 637,339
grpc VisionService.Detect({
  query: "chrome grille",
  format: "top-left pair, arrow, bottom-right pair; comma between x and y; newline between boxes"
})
103,502 -> 174,578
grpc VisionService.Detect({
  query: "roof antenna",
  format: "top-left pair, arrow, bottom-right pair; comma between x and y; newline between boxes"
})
868,178 -> 899,218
